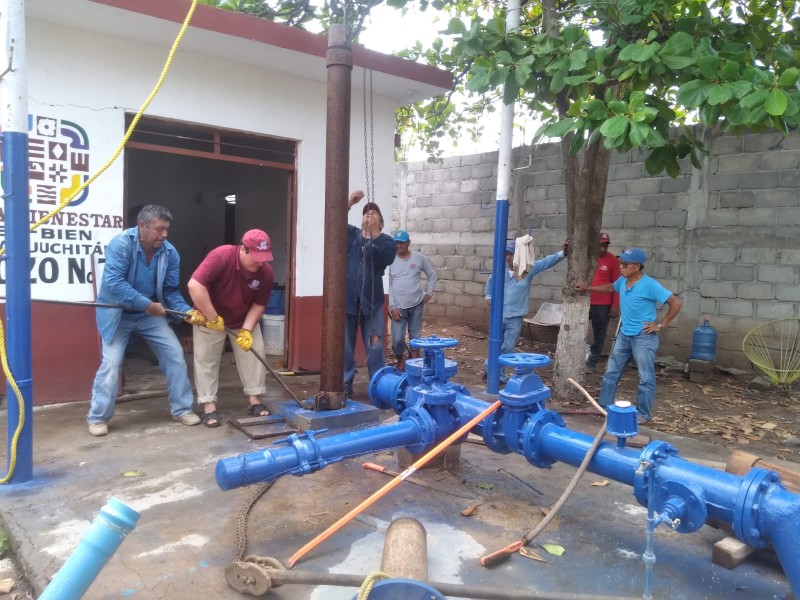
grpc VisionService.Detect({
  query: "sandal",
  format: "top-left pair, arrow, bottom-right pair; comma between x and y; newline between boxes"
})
248,402 -> 270,417
202,411 -> 221,428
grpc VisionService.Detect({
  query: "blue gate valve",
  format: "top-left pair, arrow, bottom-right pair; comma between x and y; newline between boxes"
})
497,353 -> 552,409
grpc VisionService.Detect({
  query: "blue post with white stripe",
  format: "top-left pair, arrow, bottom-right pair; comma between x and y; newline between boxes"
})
1,0 -> 34,483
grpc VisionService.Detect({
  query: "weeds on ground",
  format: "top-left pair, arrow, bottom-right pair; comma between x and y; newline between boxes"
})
0,527 -> 10,559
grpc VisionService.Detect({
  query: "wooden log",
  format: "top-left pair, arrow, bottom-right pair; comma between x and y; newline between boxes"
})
725,450 -> 800,493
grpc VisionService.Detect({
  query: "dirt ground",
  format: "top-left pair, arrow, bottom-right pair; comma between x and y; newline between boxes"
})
405,320 -> 800,463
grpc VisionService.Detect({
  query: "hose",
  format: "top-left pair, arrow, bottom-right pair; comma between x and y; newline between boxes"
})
0,0 -> 198,484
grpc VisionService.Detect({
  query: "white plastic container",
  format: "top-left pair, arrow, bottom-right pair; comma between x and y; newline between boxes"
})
261,314 -> 285,355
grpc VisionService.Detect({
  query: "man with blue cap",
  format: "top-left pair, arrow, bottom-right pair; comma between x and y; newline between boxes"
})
388,229 -> 437,370
576,247 -> 682,424
483,238 -> 569,383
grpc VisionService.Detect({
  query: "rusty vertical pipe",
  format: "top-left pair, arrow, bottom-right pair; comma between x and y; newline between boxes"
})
318,23 -> 352,410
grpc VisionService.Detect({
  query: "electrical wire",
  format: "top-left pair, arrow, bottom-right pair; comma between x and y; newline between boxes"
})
0,0 -> 199,484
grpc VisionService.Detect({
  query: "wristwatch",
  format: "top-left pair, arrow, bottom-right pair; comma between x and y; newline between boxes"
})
656,323 -> 663,330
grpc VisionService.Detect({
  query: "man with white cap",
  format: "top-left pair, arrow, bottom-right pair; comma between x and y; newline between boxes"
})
585,232 -> 621,373
576,247 -> 682,423
388,229 -> 437,370
188,229 -> 274,427
483,239 -> 569,383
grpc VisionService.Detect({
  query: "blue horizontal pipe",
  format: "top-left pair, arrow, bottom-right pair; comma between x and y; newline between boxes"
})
39,498 -> 140,600
216,420 -> 425,491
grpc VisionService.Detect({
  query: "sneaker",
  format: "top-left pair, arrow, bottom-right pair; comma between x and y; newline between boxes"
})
585,362 -> 596,374
174,412 -> 201,426
88,422 -> 108,437
637,415 -> 651,425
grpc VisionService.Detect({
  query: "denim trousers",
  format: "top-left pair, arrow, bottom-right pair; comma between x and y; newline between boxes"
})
483,315 -> 524,383
89,314 -> 194,424
587,304 -> 611,365
344,309 -> 386,396
390,301 -> 424,355
599,331 -> 659,419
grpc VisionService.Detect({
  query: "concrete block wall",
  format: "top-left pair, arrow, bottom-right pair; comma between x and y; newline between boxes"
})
393,130 -> 800,370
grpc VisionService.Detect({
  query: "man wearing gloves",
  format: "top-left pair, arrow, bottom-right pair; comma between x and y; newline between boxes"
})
188,229 -> 274,427
484,238 -> 569,383
388,229 -> 437,370
88,204 -> 203,436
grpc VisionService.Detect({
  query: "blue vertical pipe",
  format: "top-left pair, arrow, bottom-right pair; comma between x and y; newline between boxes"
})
486,199 -> 509,393
38,498 -> 140,600
1,0 -> 33,483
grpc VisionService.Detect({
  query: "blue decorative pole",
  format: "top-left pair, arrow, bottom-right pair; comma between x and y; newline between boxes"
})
38,498 -> 140,600
486,0 -> 522,394
0,0 -> 34,483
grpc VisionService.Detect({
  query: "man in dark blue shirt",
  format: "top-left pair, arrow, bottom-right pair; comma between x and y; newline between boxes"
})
344,190 -> 397,398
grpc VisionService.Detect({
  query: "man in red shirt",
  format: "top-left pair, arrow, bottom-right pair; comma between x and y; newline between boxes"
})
586,232 -> 620,374
188,229 -> 274,427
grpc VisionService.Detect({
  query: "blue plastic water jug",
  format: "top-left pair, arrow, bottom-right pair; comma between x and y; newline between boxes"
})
690,316 -> 717,362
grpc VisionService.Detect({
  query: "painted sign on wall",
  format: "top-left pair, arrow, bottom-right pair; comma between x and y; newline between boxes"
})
0,114 -> 122,300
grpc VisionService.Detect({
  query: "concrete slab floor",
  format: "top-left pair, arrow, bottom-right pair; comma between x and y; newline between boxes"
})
0,355 -> 795,600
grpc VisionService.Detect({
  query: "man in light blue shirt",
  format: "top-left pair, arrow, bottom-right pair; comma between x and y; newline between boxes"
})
484,240 -> 568,382
576,247 -> 682,423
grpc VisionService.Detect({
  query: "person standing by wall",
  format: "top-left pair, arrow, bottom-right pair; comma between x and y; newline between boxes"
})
87,205 -> 204,436
576,247 -> 683,424
344,190 -> 397,398
484,239 -> 569,383
585,232 -> 620,374
387,229 -> 437,370
188,229 -> 274,427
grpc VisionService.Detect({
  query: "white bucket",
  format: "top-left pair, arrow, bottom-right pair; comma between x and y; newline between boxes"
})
261,314 -> 285,355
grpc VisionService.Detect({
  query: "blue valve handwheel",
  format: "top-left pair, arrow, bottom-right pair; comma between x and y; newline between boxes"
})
498,353 -> 551,369
409,335 -> 459,349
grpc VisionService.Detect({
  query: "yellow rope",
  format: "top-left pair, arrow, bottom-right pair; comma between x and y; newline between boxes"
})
357,571 -> 392,600
0,0 -> 198,484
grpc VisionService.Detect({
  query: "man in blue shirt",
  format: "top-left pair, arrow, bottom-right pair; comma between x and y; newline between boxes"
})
88,205 -> 206,436
344,190 -> 397,398
484,239 -> 568,383
576,247 -> 682,424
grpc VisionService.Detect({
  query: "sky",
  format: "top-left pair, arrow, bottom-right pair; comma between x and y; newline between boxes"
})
358,4 -> 538,161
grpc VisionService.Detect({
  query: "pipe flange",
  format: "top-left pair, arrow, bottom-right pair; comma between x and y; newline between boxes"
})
400,406 -> 438,455
654,480 -> 707,533
733,467 -> 782,549
482,411 -> 514,454
521,410 -> 566,468
369,366 -> 408,411
633,441 -> 678,505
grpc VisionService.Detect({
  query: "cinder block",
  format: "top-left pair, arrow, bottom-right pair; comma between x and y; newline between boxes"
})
712,536 -> 755,570
689,359 -> 714,373
719,191 -> 755,208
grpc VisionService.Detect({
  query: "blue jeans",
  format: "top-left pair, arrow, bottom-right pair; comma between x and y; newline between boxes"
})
588,305 -> 611,365
344,309 -> 386,396
599,332 -> 659,420
390,301 -> 424,355
483,316 -> 524,383
88,314 -> 194,424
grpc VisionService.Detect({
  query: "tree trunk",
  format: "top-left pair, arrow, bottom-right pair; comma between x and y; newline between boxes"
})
552,138 -> 611,400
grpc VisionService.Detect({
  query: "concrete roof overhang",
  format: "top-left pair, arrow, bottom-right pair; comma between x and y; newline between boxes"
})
26,0 -> 453,107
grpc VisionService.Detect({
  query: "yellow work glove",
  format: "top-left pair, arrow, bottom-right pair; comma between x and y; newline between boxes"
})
235,329 -> 253,352
206,315 -> 225,333
184,309 -> 207,327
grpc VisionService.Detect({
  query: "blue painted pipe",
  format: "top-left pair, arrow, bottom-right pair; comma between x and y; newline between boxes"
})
486,198 -> 509,394
2,130 -> 34,483
215,342 -> 800,595
39,498 -> 140,600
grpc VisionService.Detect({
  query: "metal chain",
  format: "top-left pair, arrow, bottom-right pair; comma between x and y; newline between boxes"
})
233,482 -> 274,563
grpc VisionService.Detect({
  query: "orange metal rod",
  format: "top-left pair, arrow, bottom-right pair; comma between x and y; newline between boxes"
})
286,400 -> 503,568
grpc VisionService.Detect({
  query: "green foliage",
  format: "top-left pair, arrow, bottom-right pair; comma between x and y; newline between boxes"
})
0,527 -> 10,558
396,0 -> 800,174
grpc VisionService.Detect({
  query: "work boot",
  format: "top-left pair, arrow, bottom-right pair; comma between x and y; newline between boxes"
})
88,422 -> 108,437
585,361 -> 596,374
395,354 -> 405,371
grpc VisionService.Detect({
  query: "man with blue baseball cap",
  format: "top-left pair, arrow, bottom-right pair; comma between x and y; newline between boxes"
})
483,237 -> 569,383
387,229 -> 437,369
576,247 -> 682,424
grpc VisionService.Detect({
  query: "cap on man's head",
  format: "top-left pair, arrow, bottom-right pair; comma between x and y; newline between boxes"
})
242,229 -> 274,261
393,230 -> 410,242
599,232 -> 611,243
617,247 -> 646,265
505,242 -> 515,254
362,202 -> 382,217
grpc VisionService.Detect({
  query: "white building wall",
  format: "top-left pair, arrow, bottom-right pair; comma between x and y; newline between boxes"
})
20,18 -> 396,300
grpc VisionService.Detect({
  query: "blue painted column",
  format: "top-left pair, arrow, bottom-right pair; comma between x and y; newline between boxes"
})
1,0 -> 34,483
